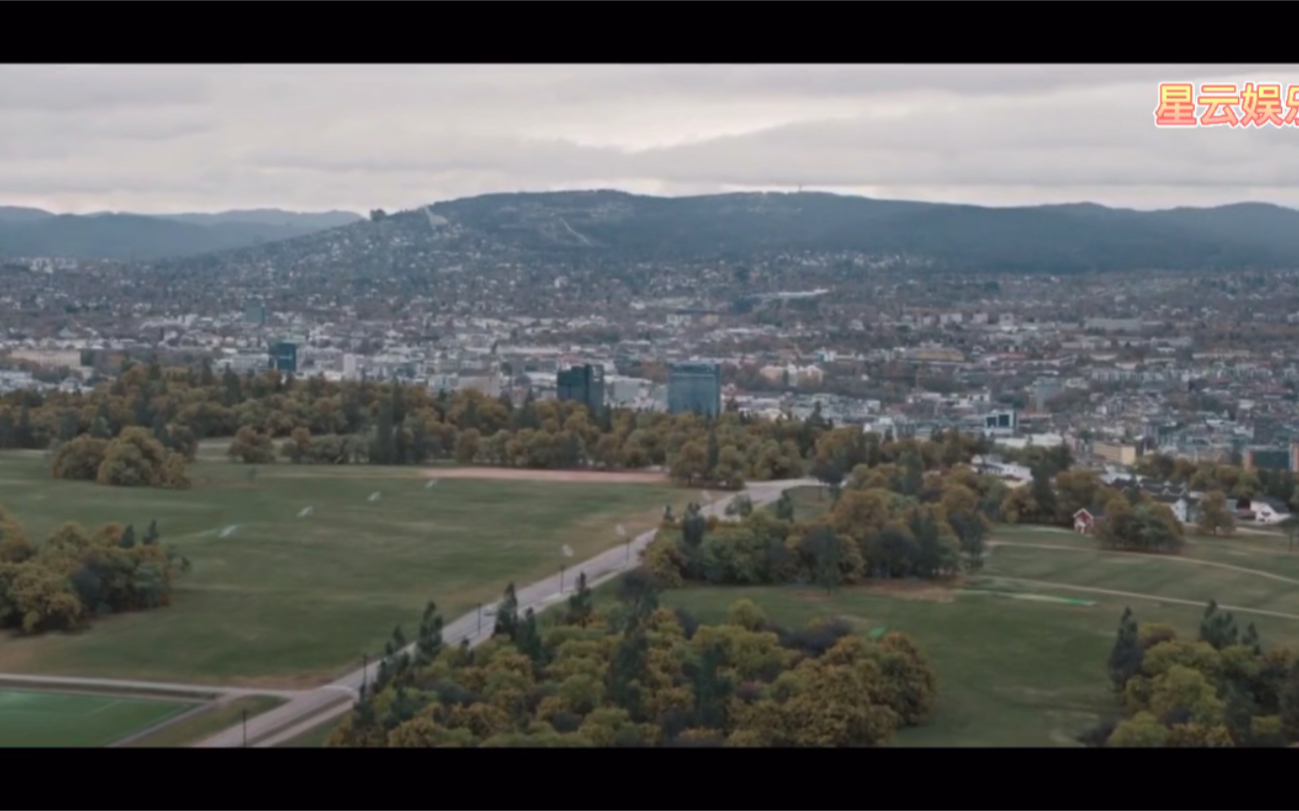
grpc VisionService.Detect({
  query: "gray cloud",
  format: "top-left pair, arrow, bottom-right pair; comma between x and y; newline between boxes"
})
3,64 -> 1299,213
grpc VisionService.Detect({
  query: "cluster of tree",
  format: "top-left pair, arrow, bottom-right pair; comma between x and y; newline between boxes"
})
1083,602 -> 1299,747
998,462 -> 1244,549
50,427 -> 191,489
645,460 -> 1006,591
1134,454 -> 1295,503
324,573 -> 938,747
0,508 -> 189,634
805,424 -> 993,492
0,362 -> 835,482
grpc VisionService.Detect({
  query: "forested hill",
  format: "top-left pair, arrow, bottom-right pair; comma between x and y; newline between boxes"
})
0,208 -> 363,261
140,191 -> 1299,278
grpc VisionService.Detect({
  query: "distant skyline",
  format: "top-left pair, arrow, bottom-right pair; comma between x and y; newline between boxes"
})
4,64 -> 1299,214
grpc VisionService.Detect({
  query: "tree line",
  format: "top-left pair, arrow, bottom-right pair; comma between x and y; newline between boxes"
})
645,432 -> 1009,591
1084,602 -> 1299,747
0,507 -> 189,635
324,572 -> 938,747
7,361 -> 836,489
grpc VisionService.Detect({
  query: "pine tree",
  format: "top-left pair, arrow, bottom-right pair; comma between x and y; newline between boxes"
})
493,582 -> 520,640
142,520 -> 160,546
566,572 -> 594,626
516,608 -> 545,670
118,524 -> 137,549
415,600 -> 444,665
1199,600 -> 1240,650
1242,622 -> 1262,656
774,490 -> 795,521
1107,607 -> 1143,691
691,641 -> 731,730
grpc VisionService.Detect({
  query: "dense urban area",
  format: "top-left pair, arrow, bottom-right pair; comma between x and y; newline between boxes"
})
5,191 -> 1299,752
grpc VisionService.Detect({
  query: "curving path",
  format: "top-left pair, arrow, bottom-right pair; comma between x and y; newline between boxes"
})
985,540 -> 1299,587
193,477 -> 822,747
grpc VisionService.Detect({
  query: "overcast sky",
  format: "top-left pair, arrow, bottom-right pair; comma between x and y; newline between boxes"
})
4,64 -> 1299,215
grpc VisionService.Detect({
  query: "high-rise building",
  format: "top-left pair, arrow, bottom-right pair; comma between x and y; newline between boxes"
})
1244,446 -> 1291,472
269,341 -> 297,373
668,362 -> 721,417
556,364 -> 605,418
244,303 -> 266,326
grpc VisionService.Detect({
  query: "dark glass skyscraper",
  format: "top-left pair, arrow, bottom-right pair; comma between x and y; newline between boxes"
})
557,364 -> 605,418
668,362 -> 721,417
269,341 -> 298,373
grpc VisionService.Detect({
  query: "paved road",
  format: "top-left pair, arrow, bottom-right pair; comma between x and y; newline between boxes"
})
196,477 -> 820,747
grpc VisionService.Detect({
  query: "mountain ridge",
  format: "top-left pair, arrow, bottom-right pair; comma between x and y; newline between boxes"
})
2,191 -> 1298,272
0,208 -> 365,260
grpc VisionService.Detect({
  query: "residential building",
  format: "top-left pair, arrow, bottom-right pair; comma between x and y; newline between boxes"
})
1093,440 -> 1138,466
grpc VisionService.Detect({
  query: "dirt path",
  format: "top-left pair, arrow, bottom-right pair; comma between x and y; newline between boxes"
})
986,541 -> 1299,588
984,576 -> 1299,622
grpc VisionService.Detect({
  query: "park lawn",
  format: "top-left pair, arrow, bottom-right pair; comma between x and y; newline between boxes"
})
0,689 -> 192,747
765,485 -> 832,523
622,526 -> 1299,746
0,452 -> 688,686
982,541 -> 1299,618
276,716 -> 340,748
126,695 -> 286,747
654,578 -> 1299,747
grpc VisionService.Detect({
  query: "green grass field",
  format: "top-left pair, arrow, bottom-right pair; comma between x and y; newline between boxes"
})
126,695 -> 287,747
767,485 -> 832,522
0,451 -> 686,685
0,689 -> 192,747
276,715 -> 341,748
646,523 -> 1299,747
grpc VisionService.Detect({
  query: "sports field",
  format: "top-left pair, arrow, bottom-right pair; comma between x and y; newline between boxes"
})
0,689 -> 192,747
648,524 -> 1299,747
0,451 -> 688,686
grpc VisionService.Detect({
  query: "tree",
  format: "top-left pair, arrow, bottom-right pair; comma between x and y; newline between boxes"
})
118,524 -> 136,549
227,426 -> 275,465
1199,600 -> 1239,651
806,526 -> 842,593
1107,607 -> 1144,691
565,572 -> 594,626
1197,491 -> 1235,536
142,520 -> 160,546
414,600 -> 443,666
1029,463 -> 1059,523
774,490 -> 795,522
492,582 -> 520,641
1107,711 -> 1170,747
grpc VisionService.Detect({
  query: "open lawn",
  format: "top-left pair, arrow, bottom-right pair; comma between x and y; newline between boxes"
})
642,524 -> 1299,747
766,485 -> 832,523
0,452 -> 687,686
0,689 -> 192,747
275,715 -> 340,748
126,695 -> 286,747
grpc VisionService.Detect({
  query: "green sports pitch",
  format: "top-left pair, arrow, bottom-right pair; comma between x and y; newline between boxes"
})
0,689 -> 192,747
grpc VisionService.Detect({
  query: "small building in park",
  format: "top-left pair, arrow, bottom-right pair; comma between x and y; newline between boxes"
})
1073,507 -> 1103,534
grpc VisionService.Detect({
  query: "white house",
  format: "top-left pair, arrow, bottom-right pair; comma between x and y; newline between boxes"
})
1245,498 -> 1291,525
